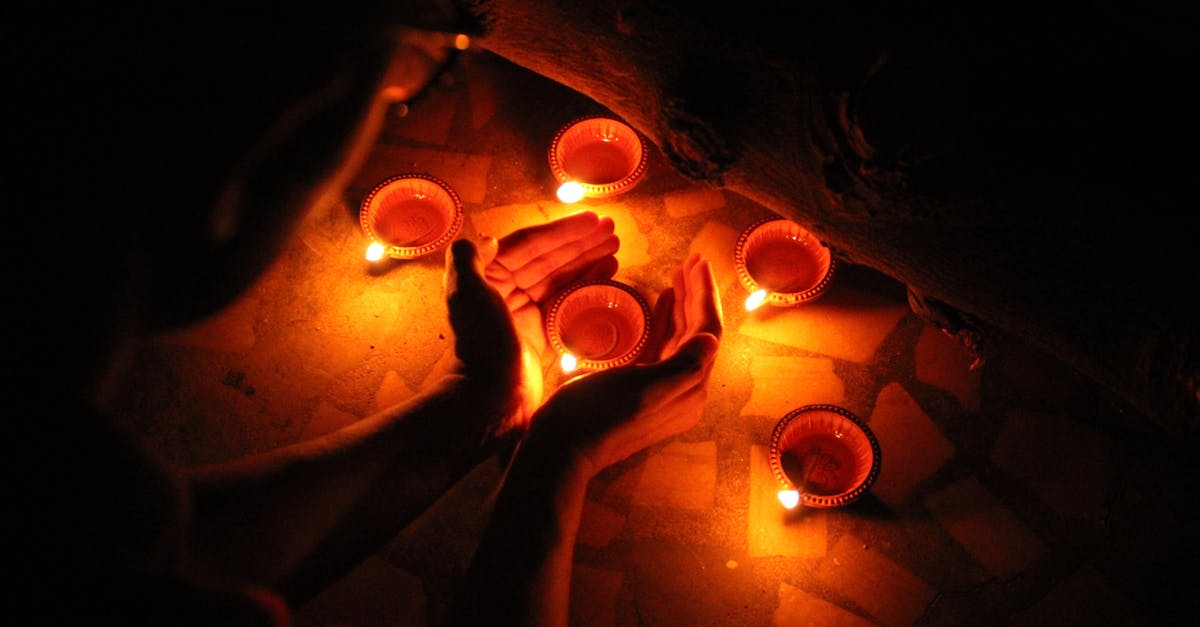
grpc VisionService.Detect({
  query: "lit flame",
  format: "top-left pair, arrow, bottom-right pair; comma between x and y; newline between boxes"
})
453,34 -> 471,50
745,288 -> 768,311
556,181 -> 585,204
365,241 -> 386,262
560,353 -> 578,373
777,489 -> 800,510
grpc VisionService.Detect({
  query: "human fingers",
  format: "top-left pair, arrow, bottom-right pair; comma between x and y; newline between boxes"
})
663,261 -> 688,358
494,244 -> 618,317
506,219 -> 617,292
483,243 -> 517,300
640,287 -> 675,364
518,235 -> 620,303
488,214 -> 614,300
476,235 -> 499,267
571,254 -> 620,285
492,211 -> 602,269
683,255 -> 724,340
502,288 -> 533,315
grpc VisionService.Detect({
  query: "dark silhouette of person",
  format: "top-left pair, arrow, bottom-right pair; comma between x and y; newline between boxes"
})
12,6 -> 722,625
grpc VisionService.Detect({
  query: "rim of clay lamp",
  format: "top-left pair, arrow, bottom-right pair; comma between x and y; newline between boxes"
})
359,173 -> 464,259
768,404 -> 881,508
548,115 -> 649,199
734,216 -> 836,306
544,279 -> 652,371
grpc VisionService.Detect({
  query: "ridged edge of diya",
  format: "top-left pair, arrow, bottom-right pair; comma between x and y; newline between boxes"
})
544,279 -> 652,371
548,116 -> 649,199
734,217 -> 836,306
768,404 -> 881,508
359,173 -> 464,259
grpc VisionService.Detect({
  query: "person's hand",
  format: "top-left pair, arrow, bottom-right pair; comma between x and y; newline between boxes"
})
442,238 -> 530,447
482,211 -> 620,356
643,253 -> 724,362
523,253 -> 723,478
440,211 -> 621,449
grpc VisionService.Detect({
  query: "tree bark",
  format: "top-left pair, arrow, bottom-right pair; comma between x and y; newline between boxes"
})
462,0 -> 1199,436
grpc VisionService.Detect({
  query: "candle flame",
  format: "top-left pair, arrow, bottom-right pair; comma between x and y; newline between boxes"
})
745,288 -> 768,311
453,34 -> 471,50
560,353 -> 578,373
556,181 -> 585,204
365,242 -> 386,262
777,489 -> 801,510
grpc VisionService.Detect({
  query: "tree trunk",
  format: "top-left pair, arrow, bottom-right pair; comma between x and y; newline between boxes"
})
462,0 -> 1200,435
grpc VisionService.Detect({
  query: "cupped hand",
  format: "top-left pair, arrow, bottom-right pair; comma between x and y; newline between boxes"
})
482,211 -> 620,356
443,238 -> 530,446
524,254 -> 724,478
440,212 -> 621,449
643,252 -> 725,362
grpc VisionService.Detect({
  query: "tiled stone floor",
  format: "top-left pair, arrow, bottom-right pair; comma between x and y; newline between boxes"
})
107,49 -> 1200,626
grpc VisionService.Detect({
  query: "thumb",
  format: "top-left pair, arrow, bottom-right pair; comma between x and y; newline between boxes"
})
444,239 -> 519,370
444,238 -> 487,295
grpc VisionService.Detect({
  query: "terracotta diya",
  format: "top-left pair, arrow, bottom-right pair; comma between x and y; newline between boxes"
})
769,404 -> 881,508
735,217 -> 835,309
545,279 -> 651,371
359,173 -> 463,259
548,116 -> 648,199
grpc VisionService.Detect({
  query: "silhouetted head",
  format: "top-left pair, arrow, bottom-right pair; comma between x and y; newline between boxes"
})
12,3 -> 476,622
13,3 -> 472,402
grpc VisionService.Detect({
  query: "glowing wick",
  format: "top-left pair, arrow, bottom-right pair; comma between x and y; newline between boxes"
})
557,181 -> 585,204
560,353 -> 578,373
777,489 -> 801,510
365,241 -> 386,262
745,288 -> 768,311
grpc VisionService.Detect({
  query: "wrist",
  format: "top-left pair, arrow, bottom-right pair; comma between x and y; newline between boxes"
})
401,374 -> 506,473
519,419 -> 599,484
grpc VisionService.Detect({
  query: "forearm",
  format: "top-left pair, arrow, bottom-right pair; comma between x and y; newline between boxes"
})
184,374 -> 504,603
449,429 -> 592,627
